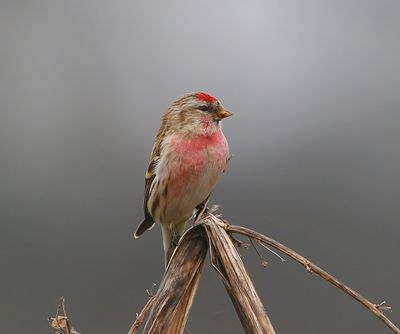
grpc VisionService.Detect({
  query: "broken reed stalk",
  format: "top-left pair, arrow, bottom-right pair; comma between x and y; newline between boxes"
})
204,214 -> 276,334
142,224 -> 208,334
49,212 -> 399,334
136,213 -> 399,334
142,216 -> 275,334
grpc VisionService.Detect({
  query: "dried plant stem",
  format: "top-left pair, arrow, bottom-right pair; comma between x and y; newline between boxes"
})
226,223 -> 400,334
48,297 -> 80,334
52,212 -> 399,334
204,214 -> 276,334
142,224 -> 208,334
128,295 -> 156,334
135,216 -> 275,334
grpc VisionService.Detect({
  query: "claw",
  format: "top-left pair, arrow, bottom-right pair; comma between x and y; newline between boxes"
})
172,235 -> 181,247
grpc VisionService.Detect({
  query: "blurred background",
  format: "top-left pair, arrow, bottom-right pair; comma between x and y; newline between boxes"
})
1,0 -> 399,333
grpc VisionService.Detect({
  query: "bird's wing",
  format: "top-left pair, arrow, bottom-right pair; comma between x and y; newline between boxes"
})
134,120 -> 169,238
143,122 -> 167,218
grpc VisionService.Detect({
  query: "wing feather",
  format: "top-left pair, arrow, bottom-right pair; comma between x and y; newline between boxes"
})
136,117 -> 169,237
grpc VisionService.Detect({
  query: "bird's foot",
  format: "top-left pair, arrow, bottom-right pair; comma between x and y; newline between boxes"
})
194,201 -> 209,224
171,234 -> 181,247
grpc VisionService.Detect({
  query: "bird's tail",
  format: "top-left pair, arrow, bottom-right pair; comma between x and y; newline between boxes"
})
134,216 -> 155,238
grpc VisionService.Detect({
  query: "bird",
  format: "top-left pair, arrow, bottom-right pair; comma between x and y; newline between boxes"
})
134,92 -> 232,266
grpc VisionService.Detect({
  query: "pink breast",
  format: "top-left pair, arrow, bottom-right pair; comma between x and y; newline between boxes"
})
168,130 -> 228,196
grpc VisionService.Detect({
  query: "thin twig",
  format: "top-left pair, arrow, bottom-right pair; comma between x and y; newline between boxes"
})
61,296 -> 67,317
228,232 -> 250,249
248,237 -> 268,267
257,240 -> 285,263
226,223 -> 400,334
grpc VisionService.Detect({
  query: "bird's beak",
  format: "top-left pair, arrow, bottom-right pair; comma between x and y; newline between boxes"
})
214,109 -> 233,121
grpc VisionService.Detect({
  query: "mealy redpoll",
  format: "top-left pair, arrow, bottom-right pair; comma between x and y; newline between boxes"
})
134,92 -> 232,265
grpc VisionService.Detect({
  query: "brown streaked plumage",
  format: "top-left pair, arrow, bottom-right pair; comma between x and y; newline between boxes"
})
134,92 -> 232,266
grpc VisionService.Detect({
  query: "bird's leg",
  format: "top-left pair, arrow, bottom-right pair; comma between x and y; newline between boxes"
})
171,227 -> 181,247
165,227 -> 180,268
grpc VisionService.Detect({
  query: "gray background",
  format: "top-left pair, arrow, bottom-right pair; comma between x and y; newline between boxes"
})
1,0 -> 399,333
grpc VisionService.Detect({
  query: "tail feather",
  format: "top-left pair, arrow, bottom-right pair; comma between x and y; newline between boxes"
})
134,216 -> 155,238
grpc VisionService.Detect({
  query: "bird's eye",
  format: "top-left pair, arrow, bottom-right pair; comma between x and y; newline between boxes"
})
199,105 -> 209,112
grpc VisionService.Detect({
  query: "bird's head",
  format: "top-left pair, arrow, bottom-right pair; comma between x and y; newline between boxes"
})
166,92 -> 232,135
